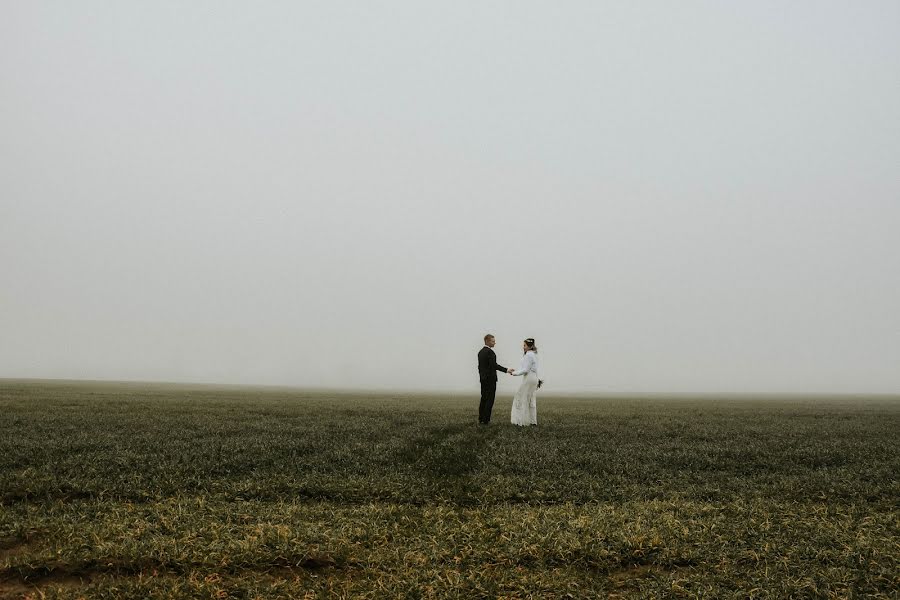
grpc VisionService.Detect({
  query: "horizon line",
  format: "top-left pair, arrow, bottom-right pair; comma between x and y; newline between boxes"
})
1,377 -> 898,400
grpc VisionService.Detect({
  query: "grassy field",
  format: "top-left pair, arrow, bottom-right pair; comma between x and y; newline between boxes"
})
0,380 -> 897,599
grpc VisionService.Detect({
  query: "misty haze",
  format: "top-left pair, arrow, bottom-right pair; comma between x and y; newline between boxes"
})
2,2 -> 898,395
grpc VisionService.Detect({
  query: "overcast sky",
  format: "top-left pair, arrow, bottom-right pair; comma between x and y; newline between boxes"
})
2,1 -> 898,394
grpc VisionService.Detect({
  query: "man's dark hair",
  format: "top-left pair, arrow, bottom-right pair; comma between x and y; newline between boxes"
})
484,334 -> 494,343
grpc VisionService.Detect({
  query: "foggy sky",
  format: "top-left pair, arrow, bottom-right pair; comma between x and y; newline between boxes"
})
2,1 -> 899,394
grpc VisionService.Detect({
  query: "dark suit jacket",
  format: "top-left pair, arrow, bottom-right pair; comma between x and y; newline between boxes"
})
478,346 -> 508,383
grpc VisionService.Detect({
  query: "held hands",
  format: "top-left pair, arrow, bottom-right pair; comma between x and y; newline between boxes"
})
507,368 -> 515,375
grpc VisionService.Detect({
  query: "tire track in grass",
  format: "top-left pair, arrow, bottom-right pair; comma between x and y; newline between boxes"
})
0,557 -> 361,597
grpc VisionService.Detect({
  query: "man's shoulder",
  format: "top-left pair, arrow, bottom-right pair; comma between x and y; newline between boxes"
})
478,346 -> 494,355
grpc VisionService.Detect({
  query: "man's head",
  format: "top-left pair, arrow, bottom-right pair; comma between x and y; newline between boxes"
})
484,334 -> 496,348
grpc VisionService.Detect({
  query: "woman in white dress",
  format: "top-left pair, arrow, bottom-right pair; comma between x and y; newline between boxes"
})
509,338 -> 540,426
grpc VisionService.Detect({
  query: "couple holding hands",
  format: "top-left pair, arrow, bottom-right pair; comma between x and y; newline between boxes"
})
477,334 -> 542,427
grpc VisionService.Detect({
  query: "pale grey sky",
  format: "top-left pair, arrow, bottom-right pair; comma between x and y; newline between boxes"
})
2,1 -> 899,393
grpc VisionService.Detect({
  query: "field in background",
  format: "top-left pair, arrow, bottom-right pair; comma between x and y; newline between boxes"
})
1,381 -> 897,598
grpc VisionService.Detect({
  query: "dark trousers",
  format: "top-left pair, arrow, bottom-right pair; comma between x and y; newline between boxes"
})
479,380 -> 497,423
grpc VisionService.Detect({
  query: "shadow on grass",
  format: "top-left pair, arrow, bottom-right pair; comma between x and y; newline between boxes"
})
396,422 -> 500,478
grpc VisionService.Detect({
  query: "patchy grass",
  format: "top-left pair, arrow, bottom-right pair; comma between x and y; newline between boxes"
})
0,381 -> 898,598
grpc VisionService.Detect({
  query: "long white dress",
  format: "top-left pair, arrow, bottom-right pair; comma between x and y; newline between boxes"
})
510,351 -> 539,426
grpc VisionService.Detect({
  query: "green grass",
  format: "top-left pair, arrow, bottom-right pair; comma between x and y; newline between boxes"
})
1,381 -> 898,598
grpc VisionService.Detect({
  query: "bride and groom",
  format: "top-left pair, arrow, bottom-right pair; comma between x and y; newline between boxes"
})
477,334 -> 542,427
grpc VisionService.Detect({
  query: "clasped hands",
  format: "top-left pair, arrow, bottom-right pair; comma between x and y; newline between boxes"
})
507,368 -> 515,375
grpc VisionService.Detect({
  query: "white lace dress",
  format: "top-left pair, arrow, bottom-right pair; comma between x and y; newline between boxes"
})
510,351 -> 539,426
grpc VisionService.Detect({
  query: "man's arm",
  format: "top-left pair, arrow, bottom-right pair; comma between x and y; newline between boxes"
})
492,352 -> 508,374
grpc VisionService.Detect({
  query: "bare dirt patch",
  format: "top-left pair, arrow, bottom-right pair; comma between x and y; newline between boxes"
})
0,538 -> 35,563
0,579 -> 37,600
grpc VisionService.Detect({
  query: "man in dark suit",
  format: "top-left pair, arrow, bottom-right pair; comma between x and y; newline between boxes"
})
478,333 -> 510,425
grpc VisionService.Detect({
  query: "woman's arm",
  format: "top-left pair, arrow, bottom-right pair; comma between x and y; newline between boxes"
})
511,352 -> 534,376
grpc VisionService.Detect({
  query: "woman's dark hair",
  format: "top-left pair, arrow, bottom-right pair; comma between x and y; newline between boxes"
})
523,338 -> 537,353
